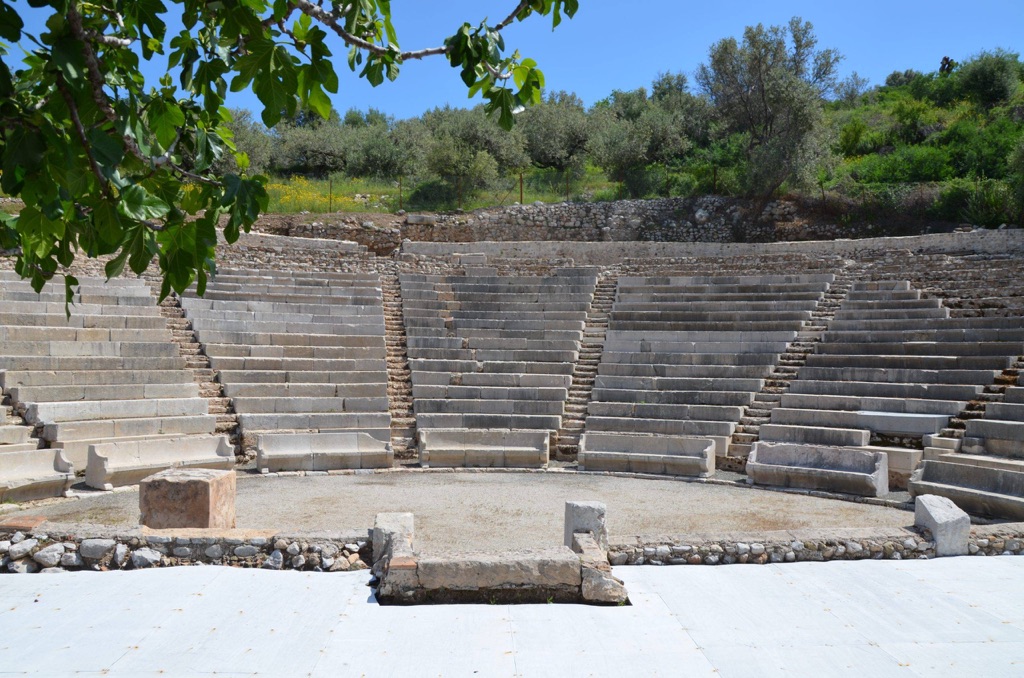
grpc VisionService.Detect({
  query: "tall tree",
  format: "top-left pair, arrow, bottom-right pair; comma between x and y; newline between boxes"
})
696,17 -> 840,207
0,0 -> 576,300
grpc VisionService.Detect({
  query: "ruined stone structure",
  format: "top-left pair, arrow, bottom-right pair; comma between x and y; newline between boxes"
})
2,226 -> 1024,580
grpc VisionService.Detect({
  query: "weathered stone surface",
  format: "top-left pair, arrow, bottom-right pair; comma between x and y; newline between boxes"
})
417,548 -> 581,590
139,468 -> 236,530
915,494 -> 970,557
8,559 -> 39,574
132,547 -> 163,569
564,501 -> 608,551
262,550 -> 284,570
79,538 -> 116,560
372,512 -> 414,563
8,539 -> 37,561
32,543 -> 65,568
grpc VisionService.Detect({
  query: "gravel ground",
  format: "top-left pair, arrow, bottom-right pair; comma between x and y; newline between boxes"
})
7,472 -> 913,551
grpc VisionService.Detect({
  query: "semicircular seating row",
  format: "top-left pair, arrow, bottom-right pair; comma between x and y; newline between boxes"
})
400,266 -> 598,467
2,262 -> 1023,519
0,271 -> 229,501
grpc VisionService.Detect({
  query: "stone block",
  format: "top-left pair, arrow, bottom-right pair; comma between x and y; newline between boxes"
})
416,547 -> 581,590
372,512 -> 415,563
565,501 -> 608,551
915,494 -> 970,557
139,468 -> 236,530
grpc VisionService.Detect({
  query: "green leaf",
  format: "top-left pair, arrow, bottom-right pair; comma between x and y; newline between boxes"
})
147,99 -> 186,149
119,185 -> 171,221
92,201 -> 124,245
87,129 -> 125,176
0,1 -> 23,42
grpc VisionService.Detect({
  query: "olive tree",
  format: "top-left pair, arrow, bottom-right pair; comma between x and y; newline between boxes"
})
696,17 -> 840,205
0,0 -> 576,301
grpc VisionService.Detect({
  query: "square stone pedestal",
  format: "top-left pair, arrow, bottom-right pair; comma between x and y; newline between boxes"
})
139,468 -> 236,529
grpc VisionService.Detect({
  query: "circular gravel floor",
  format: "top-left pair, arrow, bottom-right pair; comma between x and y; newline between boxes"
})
7,472 -> 914,551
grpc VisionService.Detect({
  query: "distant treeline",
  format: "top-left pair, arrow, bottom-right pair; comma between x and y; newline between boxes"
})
220,17 -> 1024,223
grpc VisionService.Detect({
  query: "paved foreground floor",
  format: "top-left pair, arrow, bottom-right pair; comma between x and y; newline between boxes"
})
8,473 -> 911,550
1,557 -> 1022,676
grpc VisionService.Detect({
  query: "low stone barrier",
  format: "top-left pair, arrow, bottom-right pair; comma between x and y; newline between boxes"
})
0,527 -> 371,574
373,502 -> 627,605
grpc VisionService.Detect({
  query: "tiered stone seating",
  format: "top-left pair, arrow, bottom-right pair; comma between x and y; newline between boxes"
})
180,269 -> 392,457
0,272 -> 225,496
582,274 -> 834,476
401,269 -> 597,467
910,461 -> 1024,520
255,432 -> 392,474
762,280 -> 1024,487
961,383 -> 1024,459
747,442 -> 888,497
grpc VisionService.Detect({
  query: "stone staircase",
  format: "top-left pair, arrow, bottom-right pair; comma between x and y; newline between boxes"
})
724,264 -> 860,468
556,273 -> 617,458
382,272 -> 416,459
159,296 -> 240,456
939,354 -> 1023,439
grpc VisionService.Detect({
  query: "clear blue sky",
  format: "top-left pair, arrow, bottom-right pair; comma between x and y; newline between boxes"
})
11,0 -> 1024,121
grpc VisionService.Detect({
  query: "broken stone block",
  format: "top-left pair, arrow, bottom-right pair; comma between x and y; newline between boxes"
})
139,468 -> 236,530
915,494 -> 970,557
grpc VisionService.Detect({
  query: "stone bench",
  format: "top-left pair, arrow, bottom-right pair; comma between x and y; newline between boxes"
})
803,354 -> 1013,371
415,413 -> 562,431
822,329 -> 1024,343
594,375 -> 765,393
590,388 -> 755,406
602,340 -> 791,355
413,398 -> 564,416
780,394 -> 966,416
9,382 -> 199,404
796,367 -> 1000,385
0,449 -> 75,502
578,432 -> 714,477
828,317 -> 1024,332
22,397 -> 209,425
406,348 -> 578,363
0,327 -> 171,343
408,359 -> 574,375
216,370 -> 387,385
236,412 -> 392,438
0,340 -> 180,358
43,415 -> 219,467
587,402 -> 743,422
84,435 -> 234,490
223,382 -> 386,398
406,337 -> 580,351
0,356 -> 187,372
411,385 -> 567,401
759,424 -> 870,447
417,429 -> 549,468
0,369 -> 196,389
0,312 -> 168,329
409,373 -> 572,389
232,396 -> 389,414
909,460 -> 1024,520
747,442 -> 889,497
203,344 -> 385,360
787,379 -> 983,401
584,417 -> 732,455
598,363 -> 774,379
814,342 -> 1022,357
255,432 -> 393,474
207,357 -> 386,372
601,351 -> 779,366
769,408 -> 950,437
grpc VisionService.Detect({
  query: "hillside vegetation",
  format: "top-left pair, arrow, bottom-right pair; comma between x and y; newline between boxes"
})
224,19 -> 1024,226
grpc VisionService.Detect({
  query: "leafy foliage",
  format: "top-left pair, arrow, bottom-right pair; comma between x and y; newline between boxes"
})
0,0 -> 575,298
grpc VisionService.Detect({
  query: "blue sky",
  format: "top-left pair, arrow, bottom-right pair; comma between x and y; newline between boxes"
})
11,0 -> 1024,121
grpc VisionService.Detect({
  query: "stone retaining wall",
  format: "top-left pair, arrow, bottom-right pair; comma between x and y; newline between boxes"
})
402,227 -> 1024,263
0,528 -> 371,574
609,523 -> 1024,566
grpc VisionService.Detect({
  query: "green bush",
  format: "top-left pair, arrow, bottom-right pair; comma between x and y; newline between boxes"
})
931,178 -> 1014,225
847,145 -> 953,183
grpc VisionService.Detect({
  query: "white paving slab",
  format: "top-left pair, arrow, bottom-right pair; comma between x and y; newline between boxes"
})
0,558 -> 1022,676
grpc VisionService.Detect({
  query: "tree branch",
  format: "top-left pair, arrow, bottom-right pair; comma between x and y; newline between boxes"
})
55,75 -> 112,199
